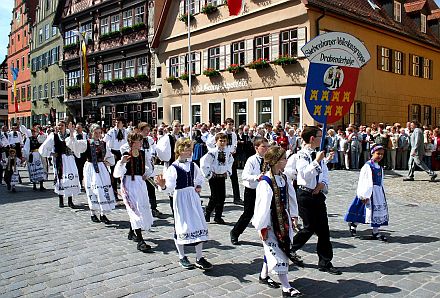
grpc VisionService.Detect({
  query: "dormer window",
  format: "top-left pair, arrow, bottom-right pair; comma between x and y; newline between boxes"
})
421,13 -> 427,33
393,1 -> 401,22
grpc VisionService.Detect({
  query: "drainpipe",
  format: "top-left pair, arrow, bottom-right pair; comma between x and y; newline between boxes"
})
316,8 -> 326,37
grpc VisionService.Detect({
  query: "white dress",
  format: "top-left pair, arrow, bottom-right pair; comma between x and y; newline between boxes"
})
39,133 -> 81,197
113,153 -> 153,230
163,160 -> 208,245
23,136 -> 48,183
252,173 -> 299,275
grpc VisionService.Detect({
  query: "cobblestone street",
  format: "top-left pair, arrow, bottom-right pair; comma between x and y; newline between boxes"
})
1,168 -> 439,298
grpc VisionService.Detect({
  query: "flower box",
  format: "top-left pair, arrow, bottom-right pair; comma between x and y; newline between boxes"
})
179,73 -> 195,81
132,23 -> 146,31
203,68 -> 220,77
201,4 -> 218,14
179,13 -> 195,23
247,58 -> 270,69
227,64 -> 245,74
272,56 -> 297,66
99,31 -> 120,41
121,26 -> 133,34
166,76 -> 179,83
66,85 -> 80,94
112,78 -> 124,86
63,43 -> 79,51
101,80 -> 113,87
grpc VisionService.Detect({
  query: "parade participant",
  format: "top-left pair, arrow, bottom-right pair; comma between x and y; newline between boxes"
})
39,121 -> 81,208
0,127 -> 9,185
230,137 -> 269,245
201,133 -> 234,224
192,129 -> 207,166
345,144 -> 389,241
252,146 -> 302,297
223,118 -> 243,205
403,121 -> 437,181
104,117 -> 128,197
113,132 -> 154,253
8,123 -> 23,159
23,127 -> 47,191
155,138 -> 212,270
290,126 -> 341,275
3,148 -> 22,192
67,124 -> 116,224
74,123 -> 88,189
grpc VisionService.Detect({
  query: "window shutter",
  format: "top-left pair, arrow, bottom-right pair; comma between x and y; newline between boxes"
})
377,46 -> 382,70
179,0 -> 185,15
297,27 -> 307,58
219,45 -> 225,70
419,56 -> 424,78
195,0 -> 200,13
429,59 -> 433,80
390,49 -> 395,73
245,39 -> 253,64
202,50 -> 208,70
408,54 -> 413,76
165,58 -> 170,77
401,52 -> 405,75
225,44 -> 231,68
179,55 -> 185,75
195,51 -> 201,75
270,33 -> 279,61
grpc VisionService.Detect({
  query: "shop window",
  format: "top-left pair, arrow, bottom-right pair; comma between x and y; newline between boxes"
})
256,99 -> 272,124
209,102 -> 222,125
192,105 -> 201,124
233,101 -> 247,126
408,104 -> 421,123
172,106 -> 182,122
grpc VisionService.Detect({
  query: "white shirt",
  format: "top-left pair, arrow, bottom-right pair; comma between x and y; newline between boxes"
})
206,133 -> 216,149
200,148 -> 234,179
296,147 -> 329,191
103,127 -> 128,151
8,131 -> 23,145
284,153 -> 298,182
242,154 -> 264,189
223,130 -> 237,154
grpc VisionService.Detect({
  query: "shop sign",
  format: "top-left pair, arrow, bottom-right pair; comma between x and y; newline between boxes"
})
196,79 -> 248,93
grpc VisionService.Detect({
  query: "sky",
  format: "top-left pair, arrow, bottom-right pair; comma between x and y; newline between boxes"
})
1,0 -> 440,62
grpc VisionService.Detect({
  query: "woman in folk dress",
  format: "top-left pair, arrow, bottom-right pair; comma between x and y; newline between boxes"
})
155,138 -> 212,270
23,127 -> 48,191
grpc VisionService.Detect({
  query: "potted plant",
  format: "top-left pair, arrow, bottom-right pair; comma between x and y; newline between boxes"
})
132,23 -> 146,31
203,68 -> 220,77
66,85 -> 81,94
179,13 -> 195,23
166,76 -> 179,83
201,3 -> 218,14
272,55 -> 297,66
227,64 -> 245,74
179,72 -> 195,81
247,58 -> 270,69
121,26 -> 133,34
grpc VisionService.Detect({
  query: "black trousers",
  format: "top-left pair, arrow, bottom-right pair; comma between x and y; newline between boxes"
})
291,189 -> 333,268
75,157 -> 86,186
206,176 -> 226,219
231,187 -> 256,237
0,166 -> 3,184
110,150 -> 122,193
146,179 -> 157,210
230,158 -> 240,200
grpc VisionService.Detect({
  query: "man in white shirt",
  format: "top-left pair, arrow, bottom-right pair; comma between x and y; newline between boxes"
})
223,118 -> 243,205
8,123 -> 23,159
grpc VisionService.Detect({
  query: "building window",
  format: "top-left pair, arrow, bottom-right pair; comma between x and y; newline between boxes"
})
50,81 -> 55,98
409,104 -> 421,122
89,67 -> 96,83
45,24 -> 50,40
157,66 -> 162,79
137,57 -> 148,75
410,54 -> 421,77
126,59 -> 135,77
421,14 -> 427,33
280,28 -> 303,58
80,22 -> 92,37
394,1 -> 401,22
123,10 -> 133,28
52,46 -> 59,64
100,18 -> 109,35
111,14 -> 120,32
233,102 -> 247,126
185,52 -> 199,74
393,50 -> 403,74
27,85 -> 30,100
254,35 -> 270,60
42,53 -> 47,68
172,106 -> 182,122
423,58 -> 432,79
64,30 -> 77,45
135,6 -> 145,24
33,86 -> 37,101
16,59 -> 20,71
38,85 -> 42,99
17,34 -> 20,42
379,47 -> 390,72
52,26 -> 57,36
348,101 -> 362,126
183,0 -> 197,15
21,57 -> 25,70
114,61 -> 123,79
256,99 -> 272,124
67,70 -> 80,86
192,105 -> 201,124
423,105 -> 432,126
169,56 -> 179,77
103,64 -> 112,81
21,87 -> 26,100
208,47 -> 220,70
206,0 -> 221,5
39,28 -> 43,44
58,79 -> 64,95
231,41 -> 245,65
44,83 -> 48,98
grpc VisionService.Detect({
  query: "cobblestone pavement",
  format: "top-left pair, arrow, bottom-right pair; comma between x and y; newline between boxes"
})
1,167 -> 439,298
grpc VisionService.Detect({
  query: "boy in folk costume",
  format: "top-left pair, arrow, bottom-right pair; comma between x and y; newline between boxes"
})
3,149 -> 22,192
230,137 -> 269,245
252,146 -> 302,297
200,133 -> 234,224
345,144 -> 389,241
155,138 -> 212,270
39,121 -> 81,208
23,127 -> 48,191
114,132 -> 154,253
67,124 -> 116,224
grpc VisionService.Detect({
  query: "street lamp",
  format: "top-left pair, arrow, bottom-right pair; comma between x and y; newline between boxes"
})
72,30 -> 89,121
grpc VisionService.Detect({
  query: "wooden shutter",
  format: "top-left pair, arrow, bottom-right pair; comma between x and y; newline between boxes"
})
390,49 -> 395,73
429,59 -> 433,80
179,0 -> 185,15
225,44 -> 231,68
297,27 -> 307,58
408,54 -> 413,76
419,56 -> 424,78
219,45 -> 225,70
202,50 -> 208,71
401,52 -> 406,75
245,39 -> 253,64
179,55 -> 185,75
195,0 -> 200,14
195,51 -> 201,75
377,46 -> 382,70
270,33 -> 279,61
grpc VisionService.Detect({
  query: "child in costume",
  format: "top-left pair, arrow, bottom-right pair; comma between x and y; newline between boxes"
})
3,148 -> 22,192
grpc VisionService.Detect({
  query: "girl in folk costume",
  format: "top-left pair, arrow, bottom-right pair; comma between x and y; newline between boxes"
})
3,149 -> 22,192
252,146 -> 302,297
344,144 -> 389,241
67,124 -> 116,224
155,138 -> 212,270
39,121 -> 81,208
113,132 -> 154,253
23,127 -> 48,191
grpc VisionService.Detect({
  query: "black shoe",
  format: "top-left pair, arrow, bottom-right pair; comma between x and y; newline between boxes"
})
11,188 -> 16,193
7,185 -> 11,191
179,256 -> 195,269
195,257 -> 213,270
233,199 -> 244,205
59,198 -> 64,208
214,218 -> 226,225
205,213 -> 211,223
372,233 -> 388,242
230,231 -> 240,245
67,199 -> 76,209
348,222 -> 357,237
152,209 -> 165,219
403,177 -> 414,181
40,187 -> 47,191
430,173 -> 438,181
137,241 -> 153,253
288,252 -> 304,267
128,230 -> 135,241
132,235 -> 142,243
282,288 -> 303,297
91,215 -> 100,223
318,266 -> 342,275
33,185 -> 37,191
100,215 -> 110,224
259,275 -> 280,289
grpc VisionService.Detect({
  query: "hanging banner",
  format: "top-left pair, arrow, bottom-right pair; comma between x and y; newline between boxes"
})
301,32 -> 371,124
